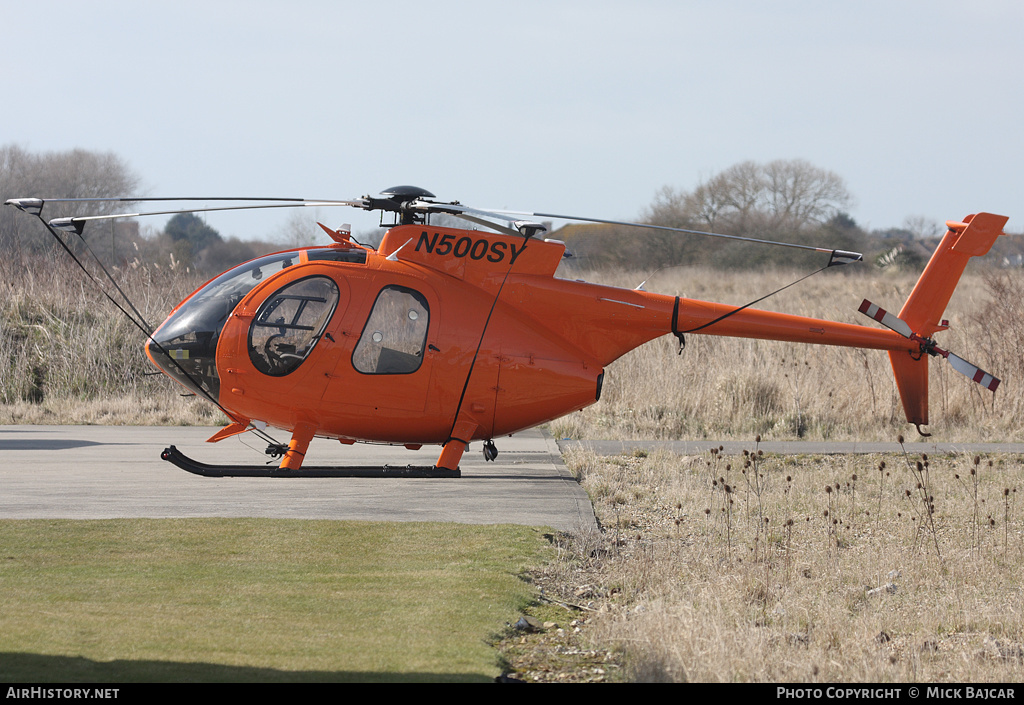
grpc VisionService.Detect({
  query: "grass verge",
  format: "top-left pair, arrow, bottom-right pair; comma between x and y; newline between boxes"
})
506,447 -> 1024,682
0,519 -> 551,683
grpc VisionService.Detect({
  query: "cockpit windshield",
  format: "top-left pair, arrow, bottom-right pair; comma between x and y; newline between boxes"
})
147,248 -> 366,400
194,252 -> 301,310
146,252 -> 303,399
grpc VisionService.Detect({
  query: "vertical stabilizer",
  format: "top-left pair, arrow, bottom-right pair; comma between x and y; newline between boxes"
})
881,213 -> 1007,431
898,213 -> 1008,336
889,350 -> 929,427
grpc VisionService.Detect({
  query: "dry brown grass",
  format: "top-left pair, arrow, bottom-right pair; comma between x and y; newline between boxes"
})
543,446 -> 1024,683
0,255 -> 220,425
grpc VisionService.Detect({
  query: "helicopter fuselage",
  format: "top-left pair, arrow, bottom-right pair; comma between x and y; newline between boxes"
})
146,222 -> 918,471
146,225 -> 657,462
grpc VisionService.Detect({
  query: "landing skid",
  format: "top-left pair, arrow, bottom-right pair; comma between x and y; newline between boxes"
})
160,445 -> 461,478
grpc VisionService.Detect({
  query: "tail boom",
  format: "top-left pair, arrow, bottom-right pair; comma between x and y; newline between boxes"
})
672,212 -> 1006,433
674,298 -> 920,353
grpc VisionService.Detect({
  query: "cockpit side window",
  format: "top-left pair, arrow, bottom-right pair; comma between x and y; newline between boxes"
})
248,276 -> 340,376
352,286 -> 430,375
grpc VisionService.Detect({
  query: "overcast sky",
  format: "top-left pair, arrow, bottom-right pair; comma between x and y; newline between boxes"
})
3,0 -> 1021,240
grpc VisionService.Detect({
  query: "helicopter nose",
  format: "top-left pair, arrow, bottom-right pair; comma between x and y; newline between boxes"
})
146,300 -> 229,401
144,251 -> 304,401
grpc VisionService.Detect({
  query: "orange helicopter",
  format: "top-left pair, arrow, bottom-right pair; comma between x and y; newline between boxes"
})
5,187 -> 1006,477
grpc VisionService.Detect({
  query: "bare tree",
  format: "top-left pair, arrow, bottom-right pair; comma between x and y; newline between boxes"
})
762,159 -> 852,227
643,185 -> 690,228
277,209 -> 324,248
902,215 -> 941,240
624,160 -> 859,269
647,159 -> 852,238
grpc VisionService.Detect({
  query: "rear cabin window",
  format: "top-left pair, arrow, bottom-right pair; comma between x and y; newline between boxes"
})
352,286 -> 430,374
248,276 -> 340,376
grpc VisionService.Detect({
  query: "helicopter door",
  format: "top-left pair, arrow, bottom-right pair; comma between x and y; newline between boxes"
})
247,276 -> 341,377
322,284 -> 437,414
351,286 -> 430,375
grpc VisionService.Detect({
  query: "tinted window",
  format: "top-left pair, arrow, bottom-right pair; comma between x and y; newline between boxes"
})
307,248 -> 367,264
146,251 -> 302,398
248,276 -> 340,376
352,286 -> 430,374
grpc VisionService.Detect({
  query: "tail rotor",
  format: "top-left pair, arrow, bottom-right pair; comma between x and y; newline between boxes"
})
856,213 -> 1007,434
858,298 -> 1000,392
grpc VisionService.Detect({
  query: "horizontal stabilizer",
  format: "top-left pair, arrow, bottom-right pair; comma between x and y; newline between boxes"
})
948,213 -> 1007,257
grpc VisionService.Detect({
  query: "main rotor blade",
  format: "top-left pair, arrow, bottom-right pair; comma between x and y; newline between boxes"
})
483,208 -> 862,259
9,196 -> 359,205
447,212 -> 523,237
408,200 -> 548,238
47,201 -> 366,234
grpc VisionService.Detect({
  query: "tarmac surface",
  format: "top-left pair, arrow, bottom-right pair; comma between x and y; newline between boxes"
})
5,426 -> 1022,533
0,425 -> 597,532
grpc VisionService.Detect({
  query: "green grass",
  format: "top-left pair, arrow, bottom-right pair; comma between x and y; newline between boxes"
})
0,519 -> 552,682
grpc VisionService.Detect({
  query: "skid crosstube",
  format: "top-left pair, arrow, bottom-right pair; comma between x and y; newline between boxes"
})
160,445 -> 461,478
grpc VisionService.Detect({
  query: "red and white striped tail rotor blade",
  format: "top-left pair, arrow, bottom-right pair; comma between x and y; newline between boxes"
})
947,353 -> 1001,391
858,300 -> 1001,393
858,299 -> 914,339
